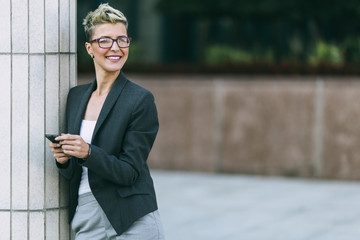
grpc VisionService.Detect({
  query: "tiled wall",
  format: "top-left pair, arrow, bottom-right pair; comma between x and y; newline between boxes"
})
0,0 -> 76,239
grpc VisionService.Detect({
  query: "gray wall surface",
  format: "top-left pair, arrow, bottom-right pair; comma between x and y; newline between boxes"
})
0,0 -> 77,238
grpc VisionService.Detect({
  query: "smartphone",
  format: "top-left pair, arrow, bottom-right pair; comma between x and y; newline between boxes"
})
45,134 -> 60,143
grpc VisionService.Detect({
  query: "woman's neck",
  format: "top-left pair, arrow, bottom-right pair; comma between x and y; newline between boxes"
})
94,69 -> 120,95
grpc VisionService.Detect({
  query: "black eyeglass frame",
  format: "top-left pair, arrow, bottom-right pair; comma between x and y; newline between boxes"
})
88,36 -> 132,49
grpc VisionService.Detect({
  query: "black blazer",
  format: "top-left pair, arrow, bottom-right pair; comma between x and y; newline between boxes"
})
57,71 -> 159,235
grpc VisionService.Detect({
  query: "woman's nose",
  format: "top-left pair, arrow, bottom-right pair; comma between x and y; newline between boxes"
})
110,41 -> 120,50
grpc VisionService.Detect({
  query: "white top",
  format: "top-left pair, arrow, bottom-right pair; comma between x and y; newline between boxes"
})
78,120 -> 96,195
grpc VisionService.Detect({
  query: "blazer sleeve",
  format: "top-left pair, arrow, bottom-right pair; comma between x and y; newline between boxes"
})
56,157 -> 74,180
81,91 -> 159,186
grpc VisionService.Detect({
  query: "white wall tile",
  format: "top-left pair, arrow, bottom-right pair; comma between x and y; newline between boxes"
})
46,210 -> 59,240
0,55 -> 11,209
12,212 -> 28,240
45,143 -> 59,208
0,0 -> 11,52
12,0 -> 28,53
45,55 -> 59,134
0,212 -> 10,239
29,212 -> 45,240
70,54 -> 77,87
69,0 -> 77,53
29,55 -> 45,209
60,0 -> 70,52
45,0 -> 58,52
29,0 -> 45,53
45,150 -> 59,209
60,209 -> 70,240
45,55 -> 60,209
12,55 -> 28,210
59,54 -> 69,133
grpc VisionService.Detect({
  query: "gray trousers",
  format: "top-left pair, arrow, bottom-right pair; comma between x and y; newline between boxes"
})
71,192 -> 165,240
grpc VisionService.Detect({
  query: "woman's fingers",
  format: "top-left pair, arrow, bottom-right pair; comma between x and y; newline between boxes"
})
56,134 -> 89,159
52,149 -> 70,164
57,135 -> 83,148
56,155 -> 71,164
62,144 -> 89,159
47,135 -> 71,164
48,142 -> 61,148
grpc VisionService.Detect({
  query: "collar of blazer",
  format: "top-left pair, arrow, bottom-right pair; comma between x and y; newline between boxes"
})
72,71 -> 128,141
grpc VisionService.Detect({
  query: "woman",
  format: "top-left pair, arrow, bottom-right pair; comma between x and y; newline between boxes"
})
48,3 -> 164,239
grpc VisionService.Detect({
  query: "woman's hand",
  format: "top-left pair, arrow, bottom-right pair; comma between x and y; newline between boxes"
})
56,134 -> 90,159
48,141 -> 71,164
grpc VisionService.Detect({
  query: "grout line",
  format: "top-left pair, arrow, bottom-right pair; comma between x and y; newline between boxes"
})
0,207 -> 69,212
57,0 -> 61,238
43,0 -> 47,238
9,0 -> 13,237
27,0 -> 30,238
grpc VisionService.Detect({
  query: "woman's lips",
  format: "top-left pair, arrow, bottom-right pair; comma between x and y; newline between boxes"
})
106,56 -> 122,62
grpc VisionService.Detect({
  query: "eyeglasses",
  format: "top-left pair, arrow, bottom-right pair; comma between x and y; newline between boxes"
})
89,36 -> 132,49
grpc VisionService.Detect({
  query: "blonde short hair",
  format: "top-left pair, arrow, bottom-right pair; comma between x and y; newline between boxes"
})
83,3 -> 128,41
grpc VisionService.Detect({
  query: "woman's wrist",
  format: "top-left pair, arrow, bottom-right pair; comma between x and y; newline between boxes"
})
78,144 -> 91,165
86,143 -> 91,158
83,143 -> 91,159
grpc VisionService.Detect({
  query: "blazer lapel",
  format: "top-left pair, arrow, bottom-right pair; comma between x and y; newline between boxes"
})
71,80 -> 97,134
91,71 -> 128,141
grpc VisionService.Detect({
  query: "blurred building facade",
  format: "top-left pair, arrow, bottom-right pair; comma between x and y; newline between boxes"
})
78,0 -> 360,74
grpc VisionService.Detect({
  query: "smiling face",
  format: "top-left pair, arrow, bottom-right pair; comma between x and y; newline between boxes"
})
85,22 -> 129,76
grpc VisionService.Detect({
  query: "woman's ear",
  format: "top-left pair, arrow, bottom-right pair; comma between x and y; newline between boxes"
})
85,42 -> 93,57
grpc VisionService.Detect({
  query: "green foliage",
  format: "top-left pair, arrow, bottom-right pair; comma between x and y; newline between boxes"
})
205,45 -> 252,64
205,45 -> 274,65
308,41 -> 344,66
343,37 -> 360,64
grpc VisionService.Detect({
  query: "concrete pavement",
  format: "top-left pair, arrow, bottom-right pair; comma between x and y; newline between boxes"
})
151,170 -> 360,240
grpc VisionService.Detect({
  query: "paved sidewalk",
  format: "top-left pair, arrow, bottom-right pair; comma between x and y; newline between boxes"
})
151,170 -> 360,240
